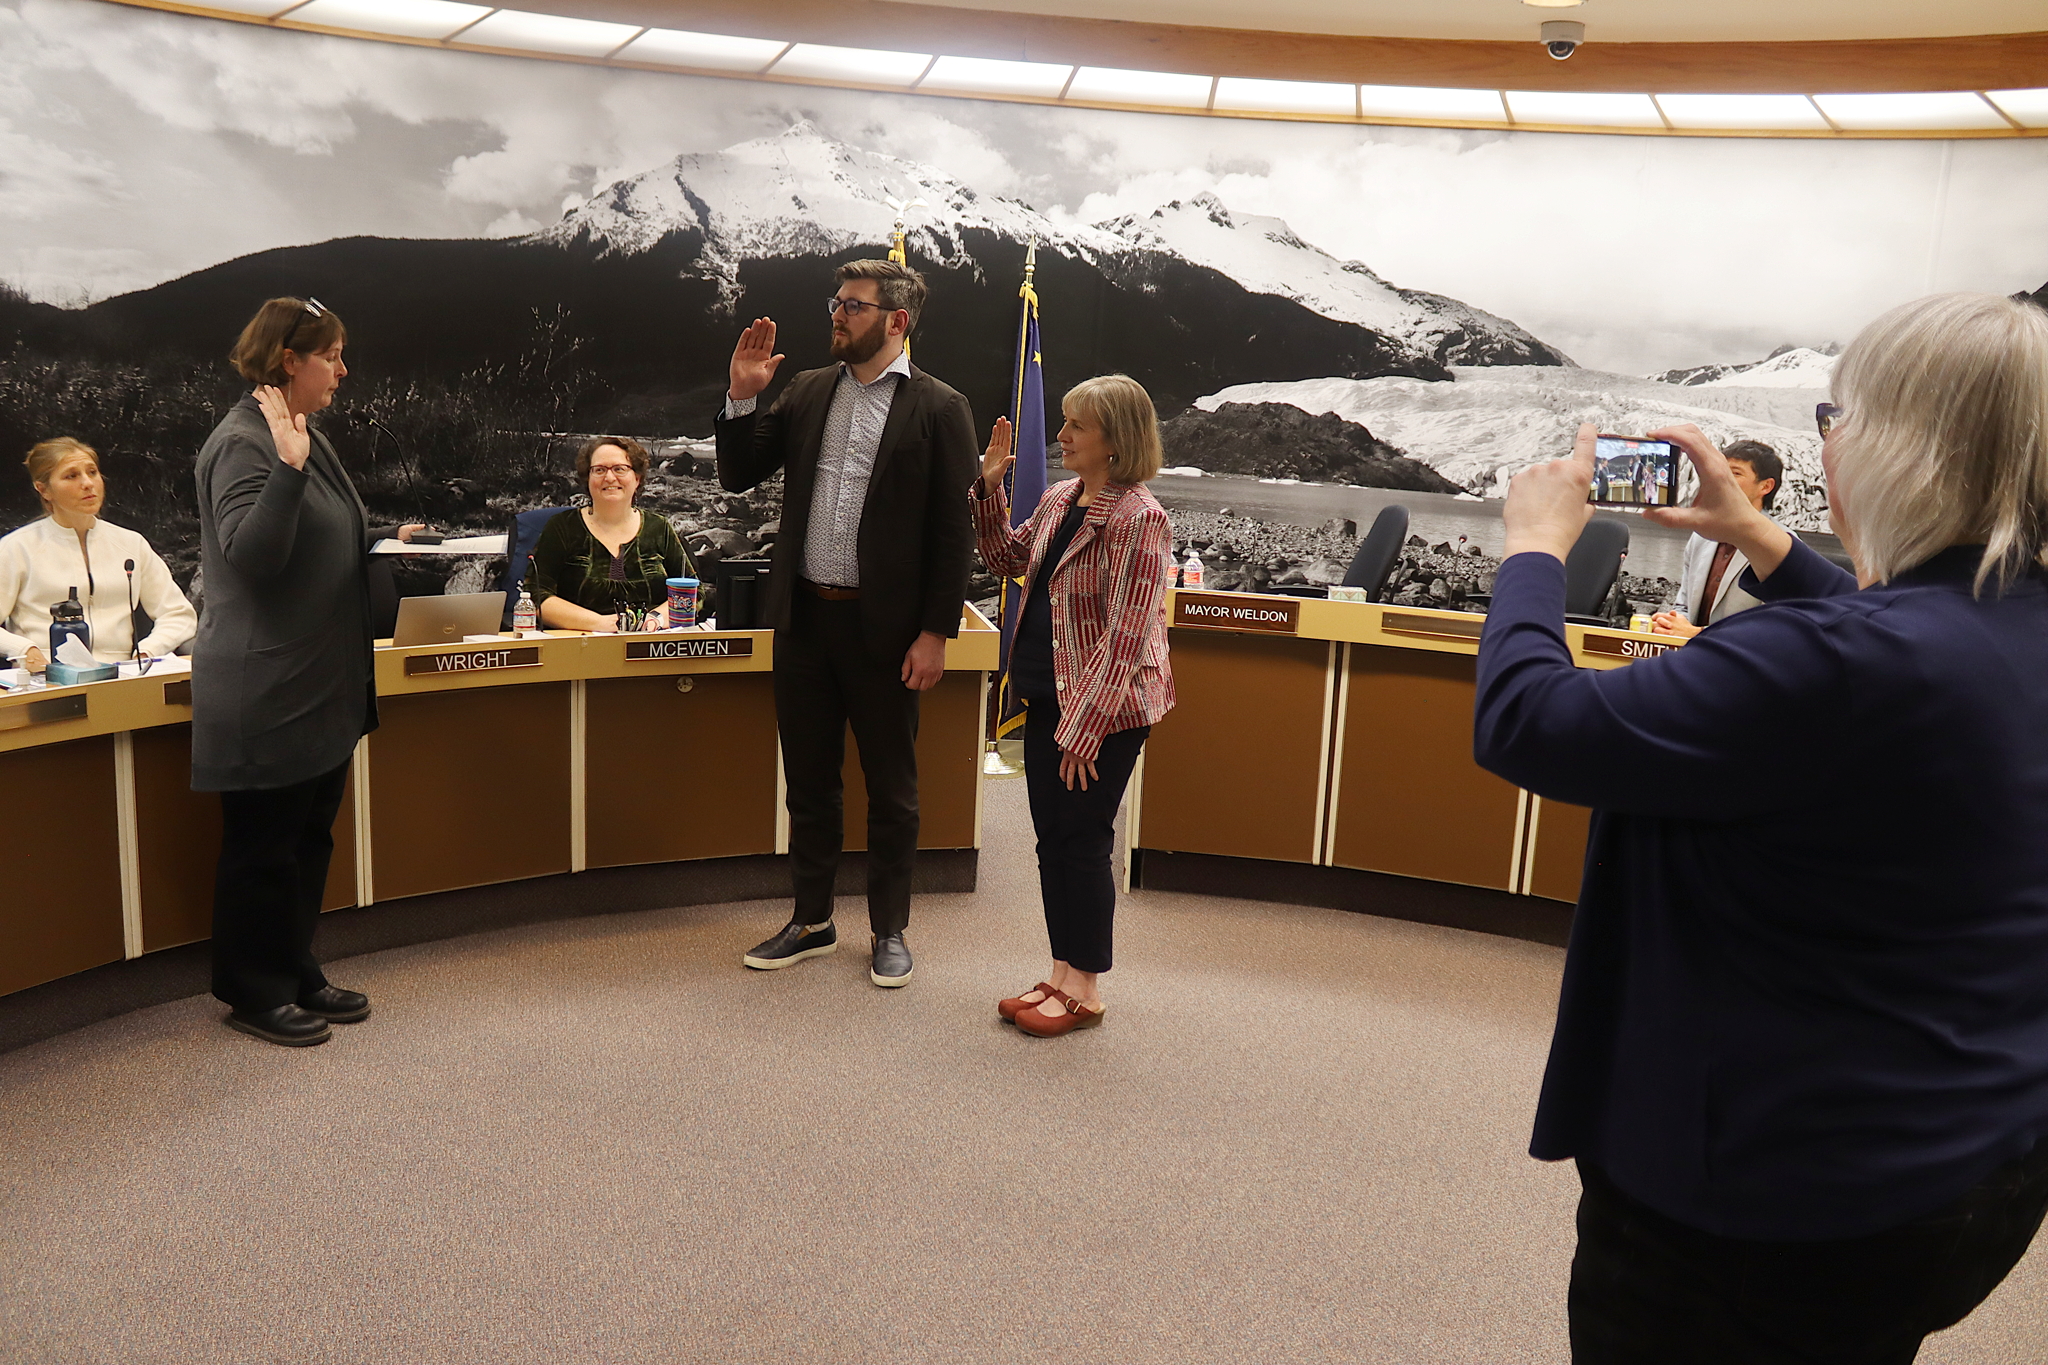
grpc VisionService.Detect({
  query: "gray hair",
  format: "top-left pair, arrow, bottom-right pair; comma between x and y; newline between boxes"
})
1830,292 -> 2048,594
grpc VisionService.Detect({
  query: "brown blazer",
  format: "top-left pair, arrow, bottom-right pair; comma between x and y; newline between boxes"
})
715,361 -> 979,661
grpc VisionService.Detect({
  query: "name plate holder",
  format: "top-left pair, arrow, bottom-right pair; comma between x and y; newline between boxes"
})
164,679 -> 193,706
1171,592 -> 1300,635
1380,611 -> 1484,643
623,635 -> 756,662
0,691 -> 89,731
1579,631 -> 1681,662
402,645 -> 544,677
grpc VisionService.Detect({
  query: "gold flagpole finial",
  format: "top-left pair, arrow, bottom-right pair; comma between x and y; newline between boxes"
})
884,194 -> 928,265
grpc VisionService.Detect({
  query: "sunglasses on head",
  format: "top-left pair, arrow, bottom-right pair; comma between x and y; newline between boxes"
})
282,297 -> 328,353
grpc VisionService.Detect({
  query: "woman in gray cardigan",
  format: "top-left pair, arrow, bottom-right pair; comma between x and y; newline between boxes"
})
192,297 -> 418,1047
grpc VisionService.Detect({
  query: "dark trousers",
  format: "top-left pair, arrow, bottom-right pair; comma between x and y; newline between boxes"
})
1022,695 -> 1148,974
210,760 -> 351,1011
773,592 -> 921,935
1569,1139 -> 2048,1365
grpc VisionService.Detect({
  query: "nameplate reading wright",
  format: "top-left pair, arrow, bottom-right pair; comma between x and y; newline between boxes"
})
624,636 -> 755,662
1580,633 -> 1681,662
402,646 -> 543,677
1172,592 -> 1300,634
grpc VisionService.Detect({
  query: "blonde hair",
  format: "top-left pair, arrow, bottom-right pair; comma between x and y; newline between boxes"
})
229,297 -> 346,387
1831,293 -> 2048,594
24,437 -> 99,512
1063,374 -> 1163,484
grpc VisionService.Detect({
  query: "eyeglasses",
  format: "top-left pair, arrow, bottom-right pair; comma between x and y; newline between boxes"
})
282,296 -> 328,352
1816,402 -> 1845,437
826,297 -> 893,319
588,464 -> 637,481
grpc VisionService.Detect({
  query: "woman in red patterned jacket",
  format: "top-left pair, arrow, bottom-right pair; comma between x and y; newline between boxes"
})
973,374 -> 1176,1038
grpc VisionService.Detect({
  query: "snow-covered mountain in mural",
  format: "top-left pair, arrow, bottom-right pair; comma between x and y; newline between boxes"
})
536,121 -> 1569,374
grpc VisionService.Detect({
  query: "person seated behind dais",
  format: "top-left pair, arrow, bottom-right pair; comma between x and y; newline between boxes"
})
526,436 -> 694,631
1652,439 -> 1782,637
0,437 -> 197,670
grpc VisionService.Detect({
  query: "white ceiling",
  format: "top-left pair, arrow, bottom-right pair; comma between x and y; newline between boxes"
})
885,0 -> 2047,43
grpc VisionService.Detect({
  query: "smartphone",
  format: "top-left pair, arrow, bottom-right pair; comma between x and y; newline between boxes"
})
1589,435 -> 1680,508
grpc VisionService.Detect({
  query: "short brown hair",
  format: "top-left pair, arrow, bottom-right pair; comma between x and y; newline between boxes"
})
230,297 -> 346,387
836,259 -> 928,337
1063,374 -> 1163,484
24,437 -> 99,512
575,436 -> 650,494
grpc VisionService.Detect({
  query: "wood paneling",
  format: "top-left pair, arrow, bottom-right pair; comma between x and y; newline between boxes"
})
583,673 -> 779,868
369,683 -> 572,900
131,724 -> 358,953
840,669 -> 984,851
0,737 -> 124,995
1137,629 -> 1332,865
432,0 -> 2048,93
1327,644 -> 1522,891
1527,797 -> 1594,905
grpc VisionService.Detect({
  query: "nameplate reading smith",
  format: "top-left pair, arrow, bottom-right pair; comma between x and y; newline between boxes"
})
1172,592 -> 1300,634
403,646 -> 542,677
1581,633 -> 1680,662
625,636 -> 755,662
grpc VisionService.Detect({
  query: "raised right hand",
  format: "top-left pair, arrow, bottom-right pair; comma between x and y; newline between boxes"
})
254,385 -> 310,470
728,318 -> 784,402
980,416 -> 1015,496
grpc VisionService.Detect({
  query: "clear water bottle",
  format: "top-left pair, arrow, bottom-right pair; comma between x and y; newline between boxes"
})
1182,551 -> 1204,590
512,587 -> 538,633
49,587 -> 90,656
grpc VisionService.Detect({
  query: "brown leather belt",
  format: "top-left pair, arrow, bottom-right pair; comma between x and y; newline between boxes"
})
800,578 -> 861,601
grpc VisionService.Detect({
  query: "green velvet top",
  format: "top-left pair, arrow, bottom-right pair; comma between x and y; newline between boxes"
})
526,508 -> 694,616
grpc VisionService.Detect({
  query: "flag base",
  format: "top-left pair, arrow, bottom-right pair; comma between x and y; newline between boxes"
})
981,739 -> 1025,778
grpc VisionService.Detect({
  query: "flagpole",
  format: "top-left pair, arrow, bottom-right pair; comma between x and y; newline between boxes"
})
983,238 -> 1039,777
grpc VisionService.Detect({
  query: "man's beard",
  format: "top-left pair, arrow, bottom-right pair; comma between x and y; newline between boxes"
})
830,324 -> 886,364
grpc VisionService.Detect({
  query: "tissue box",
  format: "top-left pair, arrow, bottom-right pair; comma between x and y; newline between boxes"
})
48,660 -> 118,686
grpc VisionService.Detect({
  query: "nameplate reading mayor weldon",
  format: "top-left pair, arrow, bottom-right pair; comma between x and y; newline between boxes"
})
1171,591 -> 1300,634
402,645 -> 543,676
625,636 -> 755,661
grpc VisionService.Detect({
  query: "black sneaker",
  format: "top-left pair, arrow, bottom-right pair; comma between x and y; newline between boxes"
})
870,933 -> 913,988
225,1003 -> 332,1047
742,920 -> 838,970
298,985 -> 371,1023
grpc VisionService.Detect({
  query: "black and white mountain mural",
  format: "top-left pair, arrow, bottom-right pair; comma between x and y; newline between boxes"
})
3,0 -> 2047,614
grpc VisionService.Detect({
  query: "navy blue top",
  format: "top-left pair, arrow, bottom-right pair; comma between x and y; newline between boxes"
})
1011,499 -> 1087,701
1475,537 -> 2048,1240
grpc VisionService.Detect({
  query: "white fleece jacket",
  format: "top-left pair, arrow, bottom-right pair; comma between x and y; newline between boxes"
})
0,515 -> 197,662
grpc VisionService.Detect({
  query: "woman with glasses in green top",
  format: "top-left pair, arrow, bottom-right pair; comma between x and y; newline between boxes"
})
527,436 -> 695,632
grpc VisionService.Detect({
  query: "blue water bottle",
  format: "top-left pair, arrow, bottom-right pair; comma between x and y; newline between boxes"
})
49,587 -> 90,657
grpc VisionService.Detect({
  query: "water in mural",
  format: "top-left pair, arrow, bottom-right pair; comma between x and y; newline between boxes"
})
3,0 -> 2046,618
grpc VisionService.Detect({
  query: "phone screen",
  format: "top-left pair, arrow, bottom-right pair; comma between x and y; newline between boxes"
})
1590,436 -> 1680,507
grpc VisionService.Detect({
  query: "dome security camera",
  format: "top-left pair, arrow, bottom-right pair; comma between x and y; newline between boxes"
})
1541,20 -> 1585,60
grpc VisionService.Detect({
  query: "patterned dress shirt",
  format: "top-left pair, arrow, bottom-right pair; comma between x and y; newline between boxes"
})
724,349 -> 910,588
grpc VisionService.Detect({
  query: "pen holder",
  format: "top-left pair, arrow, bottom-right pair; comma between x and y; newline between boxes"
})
667,578 -> 699,629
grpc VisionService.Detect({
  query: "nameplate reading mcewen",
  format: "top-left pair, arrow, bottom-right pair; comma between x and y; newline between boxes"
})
624,636 -> 756,662
1580,633 -> 1681,662
1171,592 -> 1300,634
402,646 -> 543,677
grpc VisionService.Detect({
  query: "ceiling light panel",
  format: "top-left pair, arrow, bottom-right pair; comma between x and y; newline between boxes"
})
1066,67 -> 1213,108
616,29 -> 787,72
1212,77 -> 1356,116
918,55 -> 1072,97
1506,91 -> 1663,127
288,0 -> 491,37
202,0 -> 306,15
1985,89 -> 2048,128
459,9 -> 639,56
1356,84 -> 1505,122
1811,92 -> 2008,130
773,43 -> 932,85
1654,93 -> 1830,130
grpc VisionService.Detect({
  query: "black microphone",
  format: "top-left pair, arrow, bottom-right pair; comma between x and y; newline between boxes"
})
124,559 -> 138,658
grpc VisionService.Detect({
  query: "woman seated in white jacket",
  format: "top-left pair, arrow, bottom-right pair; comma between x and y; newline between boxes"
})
0,437 -> 197,670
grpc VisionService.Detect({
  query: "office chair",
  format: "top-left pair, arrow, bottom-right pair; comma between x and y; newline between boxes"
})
1343,504 -> 1411,602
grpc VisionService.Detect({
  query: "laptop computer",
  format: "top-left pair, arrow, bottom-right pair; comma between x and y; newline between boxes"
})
391,592 -> 514,647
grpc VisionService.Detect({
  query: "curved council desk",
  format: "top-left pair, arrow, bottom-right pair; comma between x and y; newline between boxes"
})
1127,589 -> 1683,945
0,609 -> 998,1049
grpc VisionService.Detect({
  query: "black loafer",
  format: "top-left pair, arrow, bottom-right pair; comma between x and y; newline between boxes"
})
870,933 -> 913,988
743,920 -> 838,970
298,985 -> 371,1023
226,1003 -> 332,1047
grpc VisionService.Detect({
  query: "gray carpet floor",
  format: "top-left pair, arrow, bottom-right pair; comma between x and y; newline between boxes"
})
2,777 -> 2044,1364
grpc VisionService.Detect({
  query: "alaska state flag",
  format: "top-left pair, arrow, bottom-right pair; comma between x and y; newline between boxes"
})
994,266 -> 1048,739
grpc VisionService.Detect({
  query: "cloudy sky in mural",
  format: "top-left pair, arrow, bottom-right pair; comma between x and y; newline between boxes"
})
4,0 -> 2047,371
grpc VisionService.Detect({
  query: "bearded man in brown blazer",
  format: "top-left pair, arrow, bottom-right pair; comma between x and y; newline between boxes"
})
716,259 -> 979,988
